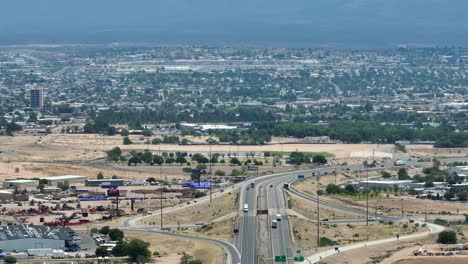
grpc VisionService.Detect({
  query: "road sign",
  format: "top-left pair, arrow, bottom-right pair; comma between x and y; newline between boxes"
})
296,249 -> 301,254
298,175 -> 305,179
293,256 -> 304,262
248,165 -> 258,171
275,256 -> 286,262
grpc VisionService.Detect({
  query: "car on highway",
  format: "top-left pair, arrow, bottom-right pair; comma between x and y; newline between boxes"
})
270,184 -> 273,188
272,220 -> 278,229
321,218 -> 329,221
276,214 -> 282,221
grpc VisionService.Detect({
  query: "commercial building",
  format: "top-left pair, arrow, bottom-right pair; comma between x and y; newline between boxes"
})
85,179 -> 125,187
0,190 -> 29,202
358,180 -> 413,190
41,175 -> 87,186
0,225 -> 78,252
30,88 -> 44,109
3,179 -> 39,191
449,166 -> 468,177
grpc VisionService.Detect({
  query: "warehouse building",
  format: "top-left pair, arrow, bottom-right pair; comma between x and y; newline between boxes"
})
3,179 -> 39,191
358,180 -> 413,190
85,179 -> 125,187
0,225 -> 77,252
0,190 -> 29,202
41,175 -> 87,186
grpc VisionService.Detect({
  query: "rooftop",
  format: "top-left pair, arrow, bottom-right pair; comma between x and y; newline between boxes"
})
86,179 -> 124,182
0,225 -> 74,241
4,179 -> 39,183
41,175 -> 87,181
359,180 -> 413,184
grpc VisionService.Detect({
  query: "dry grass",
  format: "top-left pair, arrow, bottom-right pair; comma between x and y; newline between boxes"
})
140,189 -> 239,226
290,217 -> 420,250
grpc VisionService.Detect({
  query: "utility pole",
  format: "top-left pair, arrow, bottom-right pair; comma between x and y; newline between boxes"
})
160,150 -> 164,230
316,170 -> 320,248
425,204 -> 427,222
401,198 -> 404,217
366,170 -> 369,226
209,143 -> 212,204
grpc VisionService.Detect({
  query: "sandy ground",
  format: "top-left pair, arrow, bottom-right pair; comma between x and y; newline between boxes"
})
405,145 -> 468,157
321,236 -> 433,264
125,230 -> 224,264
290,216 -> 420,250
5,133 -> 397,158
139,189 -> 239,242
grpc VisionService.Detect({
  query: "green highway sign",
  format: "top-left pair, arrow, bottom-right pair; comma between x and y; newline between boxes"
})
293,256 -> 305,262
275,256 -> 287,262
296,250 -> 301,254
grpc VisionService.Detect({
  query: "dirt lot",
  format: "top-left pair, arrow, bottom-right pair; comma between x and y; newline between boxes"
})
2,133 -> 396,158
125,230 -> 224,264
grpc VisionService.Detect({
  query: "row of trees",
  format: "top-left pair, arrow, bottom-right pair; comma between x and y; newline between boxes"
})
107,148 -> 266,167
254,121 -> 468,147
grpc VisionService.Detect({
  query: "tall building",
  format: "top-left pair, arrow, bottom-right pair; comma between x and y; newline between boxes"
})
30,88 -> 44,109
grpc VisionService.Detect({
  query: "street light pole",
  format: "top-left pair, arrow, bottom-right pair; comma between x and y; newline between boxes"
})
209,143 -> 212,204
366,170 -> 369,226
160,147 -> 164,230
317,170 -> 320,248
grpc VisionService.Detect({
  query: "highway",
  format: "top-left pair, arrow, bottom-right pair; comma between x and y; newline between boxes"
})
119,158 -> 432,264
236,159 -> 433,264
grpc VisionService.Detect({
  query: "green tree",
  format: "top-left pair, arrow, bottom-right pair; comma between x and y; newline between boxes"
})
123,136 -> 133,145
381,171 -> 392,179
111,241 -> 128,257
108,228 -> 124,241
326,184 -> 341,194
215,170 -> 226,176
230,157 -> 242,166
176,156 -> 187,165
95,246 -> 109,257
107,147 -> 122,161
397,168 -> 410,180
196,164 -> 207,170
121,128 -> 129,136
126,238 -> 152,263
57,181 -> 69,191
312,155 -> 327,165
152,155 -> 164,165
4,256 -> 17,263
437,230 -> 457,244
142,129 -> 153,137
97,172 -> 104,179
151,138 -> 163,145
99,226 -> 111,235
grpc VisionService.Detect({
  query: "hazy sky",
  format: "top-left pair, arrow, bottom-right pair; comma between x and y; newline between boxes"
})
1,0 -> 467,46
